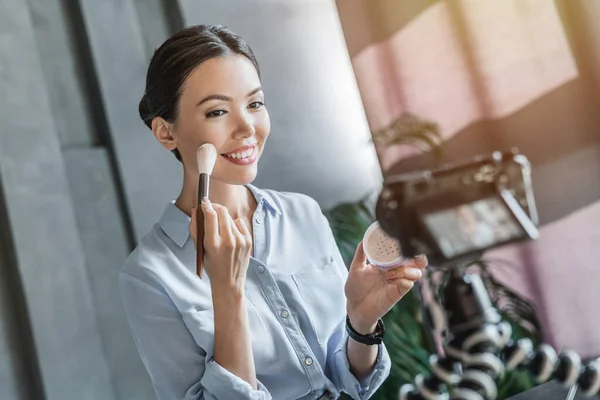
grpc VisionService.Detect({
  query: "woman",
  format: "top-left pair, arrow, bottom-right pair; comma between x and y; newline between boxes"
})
120,24 -> 427,400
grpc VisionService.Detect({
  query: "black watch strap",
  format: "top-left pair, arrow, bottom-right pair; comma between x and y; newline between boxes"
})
345,316 -> 385,345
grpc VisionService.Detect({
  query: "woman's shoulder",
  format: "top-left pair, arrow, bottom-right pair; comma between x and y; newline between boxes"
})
120,225 -> 171,290
120,230 -> 212,313
119,224 -> 200,298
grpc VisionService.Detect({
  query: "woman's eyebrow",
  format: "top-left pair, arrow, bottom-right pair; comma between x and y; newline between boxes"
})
197,87 -> 263,107
197,94 -> 231,106
247,87 -> 263,97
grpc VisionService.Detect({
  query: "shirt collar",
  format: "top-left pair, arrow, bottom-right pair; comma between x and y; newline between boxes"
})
158,184 -> 281,248
158,201 -> 191,248
245,183 -> 281,216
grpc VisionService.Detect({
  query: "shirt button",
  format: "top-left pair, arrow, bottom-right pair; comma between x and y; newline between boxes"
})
258,266 -> 265,273
255,217 -> 262,224
280,310 -> 289,318
304,357 -> 313,366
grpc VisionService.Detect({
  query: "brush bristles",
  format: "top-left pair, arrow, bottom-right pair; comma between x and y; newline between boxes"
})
196,143 -> 218,175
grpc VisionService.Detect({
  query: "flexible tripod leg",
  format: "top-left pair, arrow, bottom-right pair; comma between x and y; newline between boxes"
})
399,268 -> 600,399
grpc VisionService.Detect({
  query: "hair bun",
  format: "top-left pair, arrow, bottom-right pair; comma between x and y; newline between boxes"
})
138,94 -> 153,129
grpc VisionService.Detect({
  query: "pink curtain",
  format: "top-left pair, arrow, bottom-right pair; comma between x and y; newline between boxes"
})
337,0 -> 600,356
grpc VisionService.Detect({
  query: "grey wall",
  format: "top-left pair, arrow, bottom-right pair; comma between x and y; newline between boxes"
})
0,213 -> 33,400
0,0 -> 381,399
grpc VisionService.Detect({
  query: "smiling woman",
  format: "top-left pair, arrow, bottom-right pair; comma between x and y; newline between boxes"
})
119,24 -> 427,400
138,28 -> 268,191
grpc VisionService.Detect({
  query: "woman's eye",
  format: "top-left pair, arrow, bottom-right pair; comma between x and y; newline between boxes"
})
249,101 -> 265,109
206,109 -> 227,118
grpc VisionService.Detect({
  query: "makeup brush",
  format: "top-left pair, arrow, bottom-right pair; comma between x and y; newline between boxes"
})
196,143 -> 217,278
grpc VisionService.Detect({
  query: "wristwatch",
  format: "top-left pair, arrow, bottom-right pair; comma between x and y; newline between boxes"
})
345,315 -> 385,345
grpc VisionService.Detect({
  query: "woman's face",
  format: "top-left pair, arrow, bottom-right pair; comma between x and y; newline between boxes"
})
170,54 -> 270,185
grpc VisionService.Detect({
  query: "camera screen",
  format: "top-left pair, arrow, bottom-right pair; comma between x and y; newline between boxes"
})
422,197 -> 525,259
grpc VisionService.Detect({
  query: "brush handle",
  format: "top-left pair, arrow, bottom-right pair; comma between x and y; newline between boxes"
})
196,173 -> 210,277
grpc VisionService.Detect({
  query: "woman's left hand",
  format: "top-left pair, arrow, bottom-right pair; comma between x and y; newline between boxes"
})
345,241 -> 428,334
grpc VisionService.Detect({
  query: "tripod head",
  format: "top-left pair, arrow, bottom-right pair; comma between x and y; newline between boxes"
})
441,266 -> 501,337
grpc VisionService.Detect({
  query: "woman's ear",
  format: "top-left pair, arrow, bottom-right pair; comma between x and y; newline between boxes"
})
151,117 -> 178,151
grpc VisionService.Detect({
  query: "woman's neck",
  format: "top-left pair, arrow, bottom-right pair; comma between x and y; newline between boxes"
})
174,169 -> 257,220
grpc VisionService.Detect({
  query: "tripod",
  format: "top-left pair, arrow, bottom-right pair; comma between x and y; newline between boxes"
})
399,267 -> 600,400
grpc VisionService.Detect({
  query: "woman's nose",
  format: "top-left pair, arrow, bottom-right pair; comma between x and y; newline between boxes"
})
232,113 -> 256,138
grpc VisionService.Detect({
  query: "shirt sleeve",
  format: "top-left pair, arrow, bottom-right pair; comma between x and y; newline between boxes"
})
324,264 -> 392,399
119,272 -> 272,400
329,328 -> 391,399
320,213 -> 392,399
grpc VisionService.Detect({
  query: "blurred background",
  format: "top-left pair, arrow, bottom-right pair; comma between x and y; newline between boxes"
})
0,0 -> 599,399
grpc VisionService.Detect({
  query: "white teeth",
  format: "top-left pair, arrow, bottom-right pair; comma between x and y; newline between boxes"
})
226,147 -> 255,159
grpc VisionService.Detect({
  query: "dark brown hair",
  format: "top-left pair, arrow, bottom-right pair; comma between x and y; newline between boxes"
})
139,25 -> 260,161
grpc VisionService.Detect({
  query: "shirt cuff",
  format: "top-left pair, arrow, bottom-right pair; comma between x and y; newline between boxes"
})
333,333 -> 392,399
200,358 -> 272,400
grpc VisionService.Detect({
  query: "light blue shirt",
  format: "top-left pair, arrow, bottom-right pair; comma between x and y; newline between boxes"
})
119,184 -> 391,400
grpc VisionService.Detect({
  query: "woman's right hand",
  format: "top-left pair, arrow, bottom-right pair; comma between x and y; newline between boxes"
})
189,198 -> 253,292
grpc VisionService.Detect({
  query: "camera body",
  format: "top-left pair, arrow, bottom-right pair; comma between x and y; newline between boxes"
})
376,149 -> 539,266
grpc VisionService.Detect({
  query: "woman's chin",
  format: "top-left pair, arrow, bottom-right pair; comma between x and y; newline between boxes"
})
213,168 -> 258,186
236,173 -> 257,186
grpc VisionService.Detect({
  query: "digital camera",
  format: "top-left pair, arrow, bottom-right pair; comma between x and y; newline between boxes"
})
375,149 -> 539,266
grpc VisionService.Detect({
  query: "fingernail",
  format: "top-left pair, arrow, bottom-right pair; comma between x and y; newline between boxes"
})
386,269 -> 397,277
403,279 -> 415,289
409,267 -> 423,279
415,254 -> 428,266
201,197 -> 212,211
